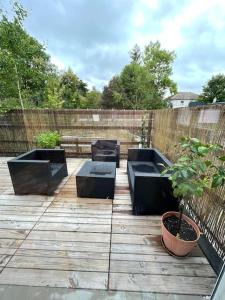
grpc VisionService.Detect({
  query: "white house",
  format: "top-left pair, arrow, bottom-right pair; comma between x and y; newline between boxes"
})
167,92 -> 199,108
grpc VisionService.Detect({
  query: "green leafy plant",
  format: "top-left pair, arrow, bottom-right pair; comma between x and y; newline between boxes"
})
161,137 -> 225,237
36,131 -> 60,149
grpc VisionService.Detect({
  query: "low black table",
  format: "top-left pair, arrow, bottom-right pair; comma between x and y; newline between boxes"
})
76,161 -> 116,199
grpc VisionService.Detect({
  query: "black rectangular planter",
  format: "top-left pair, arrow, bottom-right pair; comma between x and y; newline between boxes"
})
91,140 -> 120,167
8,149 -> 68,195
76,161 -> 116,199
127,148 -> 178,215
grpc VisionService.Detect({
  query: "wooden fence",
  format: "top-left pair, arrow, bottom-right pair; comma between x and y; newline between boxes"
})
0,109 -> 152,157
152,104 -> 225,259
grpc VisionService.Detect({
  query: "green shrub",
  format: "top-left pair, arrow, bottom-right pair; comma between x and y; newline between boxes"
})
36,131 -> 60,149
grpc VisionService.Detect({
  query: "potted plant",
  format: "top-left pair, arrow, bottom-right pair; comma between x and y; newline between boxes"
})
161,137 -> 225,257
36,131 -> 60,149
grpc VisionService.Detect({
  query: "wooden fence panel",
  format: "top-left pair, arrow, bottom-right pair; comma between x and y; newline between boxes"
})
152,105 -> 225,259
0,109 -> 151,156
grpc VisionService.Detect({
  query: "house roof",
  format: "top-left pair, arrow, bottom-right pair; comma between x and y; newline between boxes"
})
167,92 -> 199,101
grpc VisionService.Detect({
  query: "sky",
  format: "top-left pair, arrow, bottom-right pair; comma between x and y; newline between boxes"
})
2,0 -> 225,93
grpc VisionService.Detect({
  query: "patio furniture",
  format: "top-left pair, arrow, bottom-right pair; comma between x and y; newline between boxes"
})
76,161 -> 116,199
7,149 -> 68,195
91,139 -> 120,167
127,148 -> 178,215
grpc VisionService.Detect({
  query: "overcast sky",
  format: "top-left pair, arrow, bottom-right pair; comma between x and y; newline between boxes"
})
2,0 -> 225,93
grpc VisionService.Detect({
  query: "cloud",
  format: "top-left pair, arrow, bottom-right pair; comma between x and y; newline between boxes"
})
3,0 -> 225,92
19,0 -> 137,89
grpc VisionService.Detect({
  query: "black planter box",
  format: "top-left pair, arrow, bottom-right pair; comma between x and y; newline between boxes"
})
91,140 -> 120,167
127,148 -> 178,215
8,149 -> 68,195
76,161 -> 116,199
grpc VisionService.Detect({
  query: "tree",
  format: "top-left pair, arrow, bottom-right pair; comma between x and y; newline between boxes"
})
130,44 -> 141,64
143,41 -> 177,98
59,68 -> 81,108
102,76 -> 122,109
82,88 -> 101,108
77,80 -> 88,96
0,2 -> 51,108
42,73 -> 64,108
200,74 -> 225,103
119,63 -> 154,109
102,41 -> 176,109
58,68 -> 90,108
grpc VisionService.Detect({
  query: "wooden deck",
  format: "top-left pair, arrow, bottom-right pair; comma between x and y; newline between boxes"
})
0,158 -> 216,298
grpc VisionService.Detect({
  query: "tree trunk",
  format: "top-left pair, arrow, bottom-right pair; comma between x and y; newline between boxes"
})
14,63 -> 24,109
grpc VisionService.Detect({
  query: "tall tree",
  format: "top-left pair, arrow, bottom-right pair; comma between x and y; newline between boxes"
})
102,41 -> 176,109
42,71 -> 63,108
0,2 -> 51,107
143,41 -> 177,98
200,74 -> 225,102
59,68 -> 89,108
102,76 -> 123,109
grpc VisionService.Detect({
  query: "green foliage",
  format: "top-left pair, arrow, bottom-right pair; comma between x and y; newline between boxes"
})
102,76 -> 122,109
36,131 -> 60,149
162,137 -> 225,199
81,88 -> 101,108
0,97 -> 36,113
1,3 -> 176,110
0,1 -> 52,108
143,41 -> 177,97
130,44 -> 141,64
59,68 -> 88,109
102,41 -> 177,109
0,98 -> 21,113
200,74 -> 225,103
42,74 -> 64,108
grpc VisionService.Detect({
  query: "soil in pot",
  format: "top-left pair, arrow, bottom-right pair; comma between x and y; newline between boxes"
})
163,216 -> 197,241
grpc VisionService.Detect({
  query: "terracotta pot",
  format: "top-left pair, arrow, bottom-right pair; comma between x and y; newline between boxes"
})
161,211 -> 201,257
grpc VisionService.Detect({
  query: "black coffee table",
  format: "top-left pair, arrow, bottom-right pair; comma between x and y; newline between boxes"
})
76,161 -> 116,199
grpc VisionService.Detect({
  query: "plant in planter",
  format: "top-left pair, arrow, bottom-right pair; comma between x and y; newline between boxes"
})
161,137 -> 225,257
36,131 -> 60,149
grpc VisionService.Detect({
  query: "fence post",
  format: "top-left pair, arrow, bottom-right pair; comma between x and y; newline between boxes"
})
146,111 -> 153,148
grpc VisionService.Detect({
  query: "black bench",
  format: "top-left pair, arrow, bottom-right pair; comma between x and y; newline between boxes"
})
127,148 -> 178,215
8,149 -> 68,195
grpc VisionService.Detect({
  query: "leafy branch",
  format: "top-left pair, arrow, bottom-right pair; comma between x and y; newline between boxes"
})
161,137 -> 225,236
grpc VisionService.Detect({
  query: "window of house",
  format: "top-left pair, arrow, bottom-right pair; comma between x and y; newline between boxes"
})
181,100 -> 184,103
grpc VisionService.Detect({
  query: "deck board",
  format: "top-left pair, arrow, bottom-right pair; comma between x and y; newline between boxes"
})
0,157 -> 216,297
0,268 -> 108,289
109,273 -> 215,295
